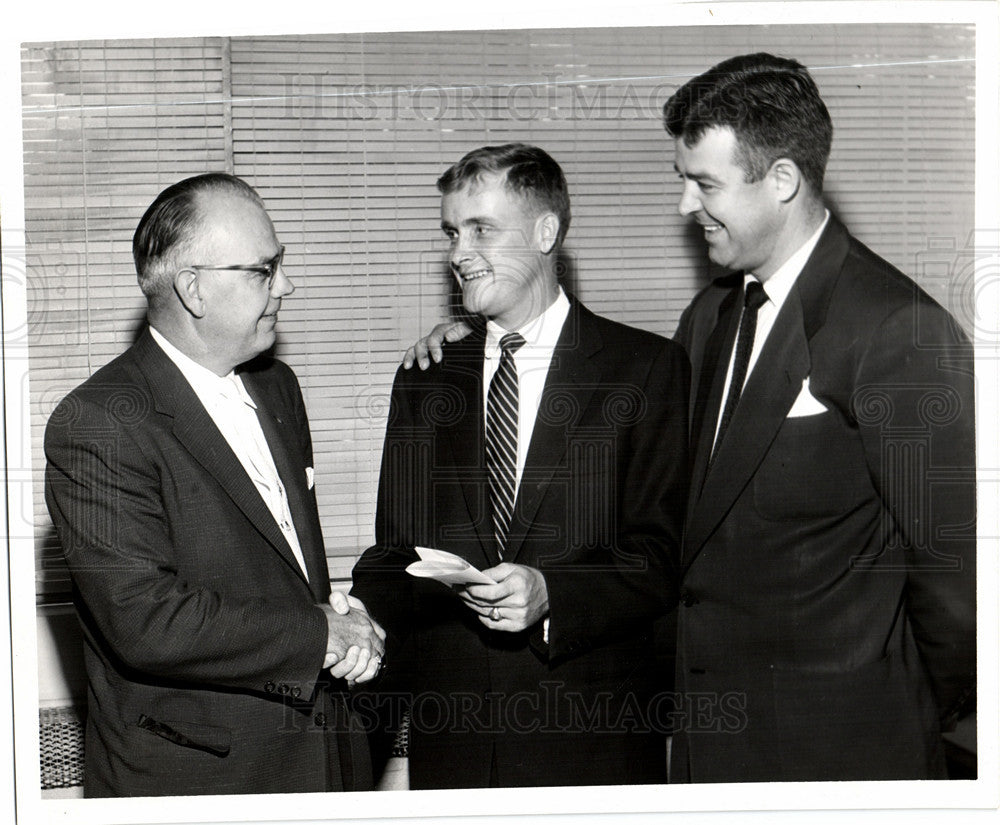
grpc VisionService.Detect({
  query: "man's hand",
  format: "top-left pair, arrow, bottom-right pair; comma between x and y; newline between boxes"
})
402,321 -> 473,370
456,563 -> 549,632
321,594 -> 386,685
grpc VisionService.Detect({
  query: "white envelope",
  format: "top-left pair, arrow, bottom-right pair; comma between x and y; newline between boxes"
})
787,377 -> 828,418
406,546 -> 496,586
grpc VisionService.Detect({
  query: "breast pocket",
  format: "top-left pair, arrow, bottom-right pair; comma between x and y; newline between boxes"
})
752,411 -> 869,521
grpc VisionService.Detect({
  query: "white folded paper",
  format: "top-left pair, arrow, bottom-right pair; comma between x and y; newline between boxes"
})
406,546 -> 496,586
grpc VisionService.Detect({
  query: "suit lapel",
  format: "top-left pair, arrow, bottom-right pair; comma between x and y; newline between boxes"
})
505,300 -> 600,564
684,295 -> 811,564
241,372 -> 329,599
687,283 -> 742,506
683,217 -> 850,567
439,335 -> 497,568
133,331 -> 314,590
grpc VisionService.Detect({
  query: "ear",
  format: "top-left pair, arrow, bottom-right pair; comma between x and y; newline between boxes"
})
173,268 -> 207,318
769,158 -> 802,204
535,212 -> 560,255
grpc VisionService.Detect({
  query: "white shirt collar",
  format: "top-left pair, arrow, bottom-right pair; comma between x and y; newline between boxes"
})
148,325 -> 256,409
484,287 -> 571,360
748,209 -> 830,304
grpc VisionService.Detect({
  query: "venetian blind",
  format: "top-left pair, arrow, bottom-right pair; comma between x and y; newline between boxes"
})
24,24 -> 975,592
23,38 -> 231,596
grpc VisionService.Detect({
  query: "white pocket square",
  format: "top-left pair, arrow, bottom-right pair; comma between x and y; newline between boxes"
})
305,467 -> 315,490
787,377 -> 828,418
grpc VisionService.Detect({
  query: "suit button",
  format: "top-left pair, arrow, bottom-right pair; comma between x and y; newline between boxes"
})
291,686 -> 302,699
314,713 -> 327,727
264,681 -> 276,693
680,590 -> 700,607
278,683 -> 290,695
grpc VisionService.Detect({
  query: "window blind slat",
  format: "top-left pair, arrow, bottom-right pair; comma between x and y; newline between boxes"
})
23,24 -> 975,598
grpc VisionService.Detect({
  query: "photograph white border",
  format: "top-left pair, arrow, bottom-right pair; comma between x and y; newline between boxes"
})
2,2 -> 997,824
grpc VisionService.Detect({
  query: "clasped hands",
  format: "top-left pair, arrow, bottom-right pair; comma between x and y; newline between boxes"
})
321,593 -> 386,686
455,563 -> 549,632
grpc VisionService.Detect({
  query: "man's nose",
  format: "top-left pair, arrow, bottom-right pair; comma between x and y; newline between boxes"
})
272,264 -> 295,297
450,234 -> 473,268
678,181 -> 701,217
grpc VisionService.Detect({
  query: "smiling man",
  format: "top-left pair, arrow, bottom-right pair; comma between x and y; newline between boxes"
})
44,173 -> 384,796
350,144 -> 690,788
401,56 -> 977,785
665,52 -> 976,782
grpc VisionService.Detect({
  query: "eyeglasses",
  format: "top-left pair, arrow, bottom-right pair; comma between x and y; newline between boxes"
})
188,246 -> 285,290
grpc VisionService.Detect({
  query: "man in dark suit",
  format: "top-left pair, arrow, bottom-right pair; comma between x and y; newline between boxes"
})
350,144 -> 689,788
405,56 -> 976,784
664,53 -> 975,782
44,173 -> 385,796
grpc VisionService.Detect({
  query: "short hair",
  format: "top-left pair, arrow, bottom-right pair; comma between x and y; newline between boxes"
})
437,143 -> 572,247
663,53 -> 833,194
132,172 -> 264,303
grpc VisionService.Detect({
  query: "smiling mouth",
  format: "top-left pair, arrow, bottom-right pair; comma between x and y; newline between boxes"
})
457,268 -> 492,282
699,222 -> 723,234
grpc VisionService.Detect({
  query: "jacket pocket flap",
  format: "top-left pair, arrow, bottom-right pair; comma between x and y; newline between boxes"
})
136,714 -> 231,757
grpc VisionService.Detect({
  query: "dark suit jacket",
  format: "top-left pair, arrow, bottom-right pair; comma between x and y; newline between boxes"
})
351,298 -> 689,788
44,327 -> 371,797
672,216 -> 976,782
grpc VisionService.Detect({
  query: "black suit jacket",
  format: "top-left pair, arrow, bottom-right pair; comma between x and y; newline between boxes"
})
351,298 -> 689,788
44,328 -> 371,796
672,216 -> 976,782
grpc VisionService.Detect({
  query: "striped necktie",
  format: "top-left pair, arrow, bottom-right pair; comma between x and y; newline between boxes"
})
486,332 -> 526,559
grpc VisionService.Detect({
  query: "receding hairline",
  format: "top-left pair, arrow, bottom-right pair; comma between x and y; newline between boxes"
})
186,185 -> 273,248
440,169 -> 556,217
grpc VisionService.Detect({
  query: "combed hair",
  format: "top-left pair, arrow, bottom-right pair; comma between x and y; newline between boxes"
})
663,52 -> 833,194
132,173 -> 264,303
437,143 -> 571,246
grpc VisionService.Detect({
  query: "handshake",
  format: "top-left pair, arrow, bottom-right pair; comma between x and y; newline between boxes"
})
321,592 -> 386,686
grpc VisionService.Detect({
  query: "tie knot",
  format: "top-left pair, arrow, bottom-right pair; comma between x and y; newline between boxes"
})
499,332 -> 526,356
744,281 -> 768,312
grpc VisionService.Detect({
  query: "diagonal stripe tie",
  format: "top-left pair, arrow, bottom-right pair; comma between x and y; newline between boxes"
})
486,332 -> 526,559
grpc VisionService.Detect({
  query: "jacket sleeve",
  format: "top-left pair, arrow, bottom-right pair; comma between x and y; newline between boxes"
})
855,301 -> 976,726
542,339 -> 690,661
43,387 -> 329,697
349,365 -> 419,658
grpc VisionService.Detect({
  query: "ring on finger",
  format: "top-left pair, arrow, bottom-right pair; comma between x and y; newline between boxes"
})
489,607 -> 501,622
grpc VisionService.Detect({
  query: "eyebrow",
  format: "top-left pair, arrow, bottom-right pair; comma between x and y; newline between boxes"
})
240,248 -> 283,271
440,216 -> 495,231
673,164 -> 722,185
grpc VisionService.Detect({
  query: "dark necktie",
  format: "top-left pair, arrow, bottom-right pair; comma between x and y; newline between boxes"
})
486,332 -> 526,559
711,280 -> 768,465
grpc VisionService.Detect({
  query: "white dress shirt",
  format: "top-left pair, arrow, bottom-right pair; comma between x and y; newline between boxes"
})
149,326 -> 309,580
482,288 -> 571,498
713,211 -> 830,448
